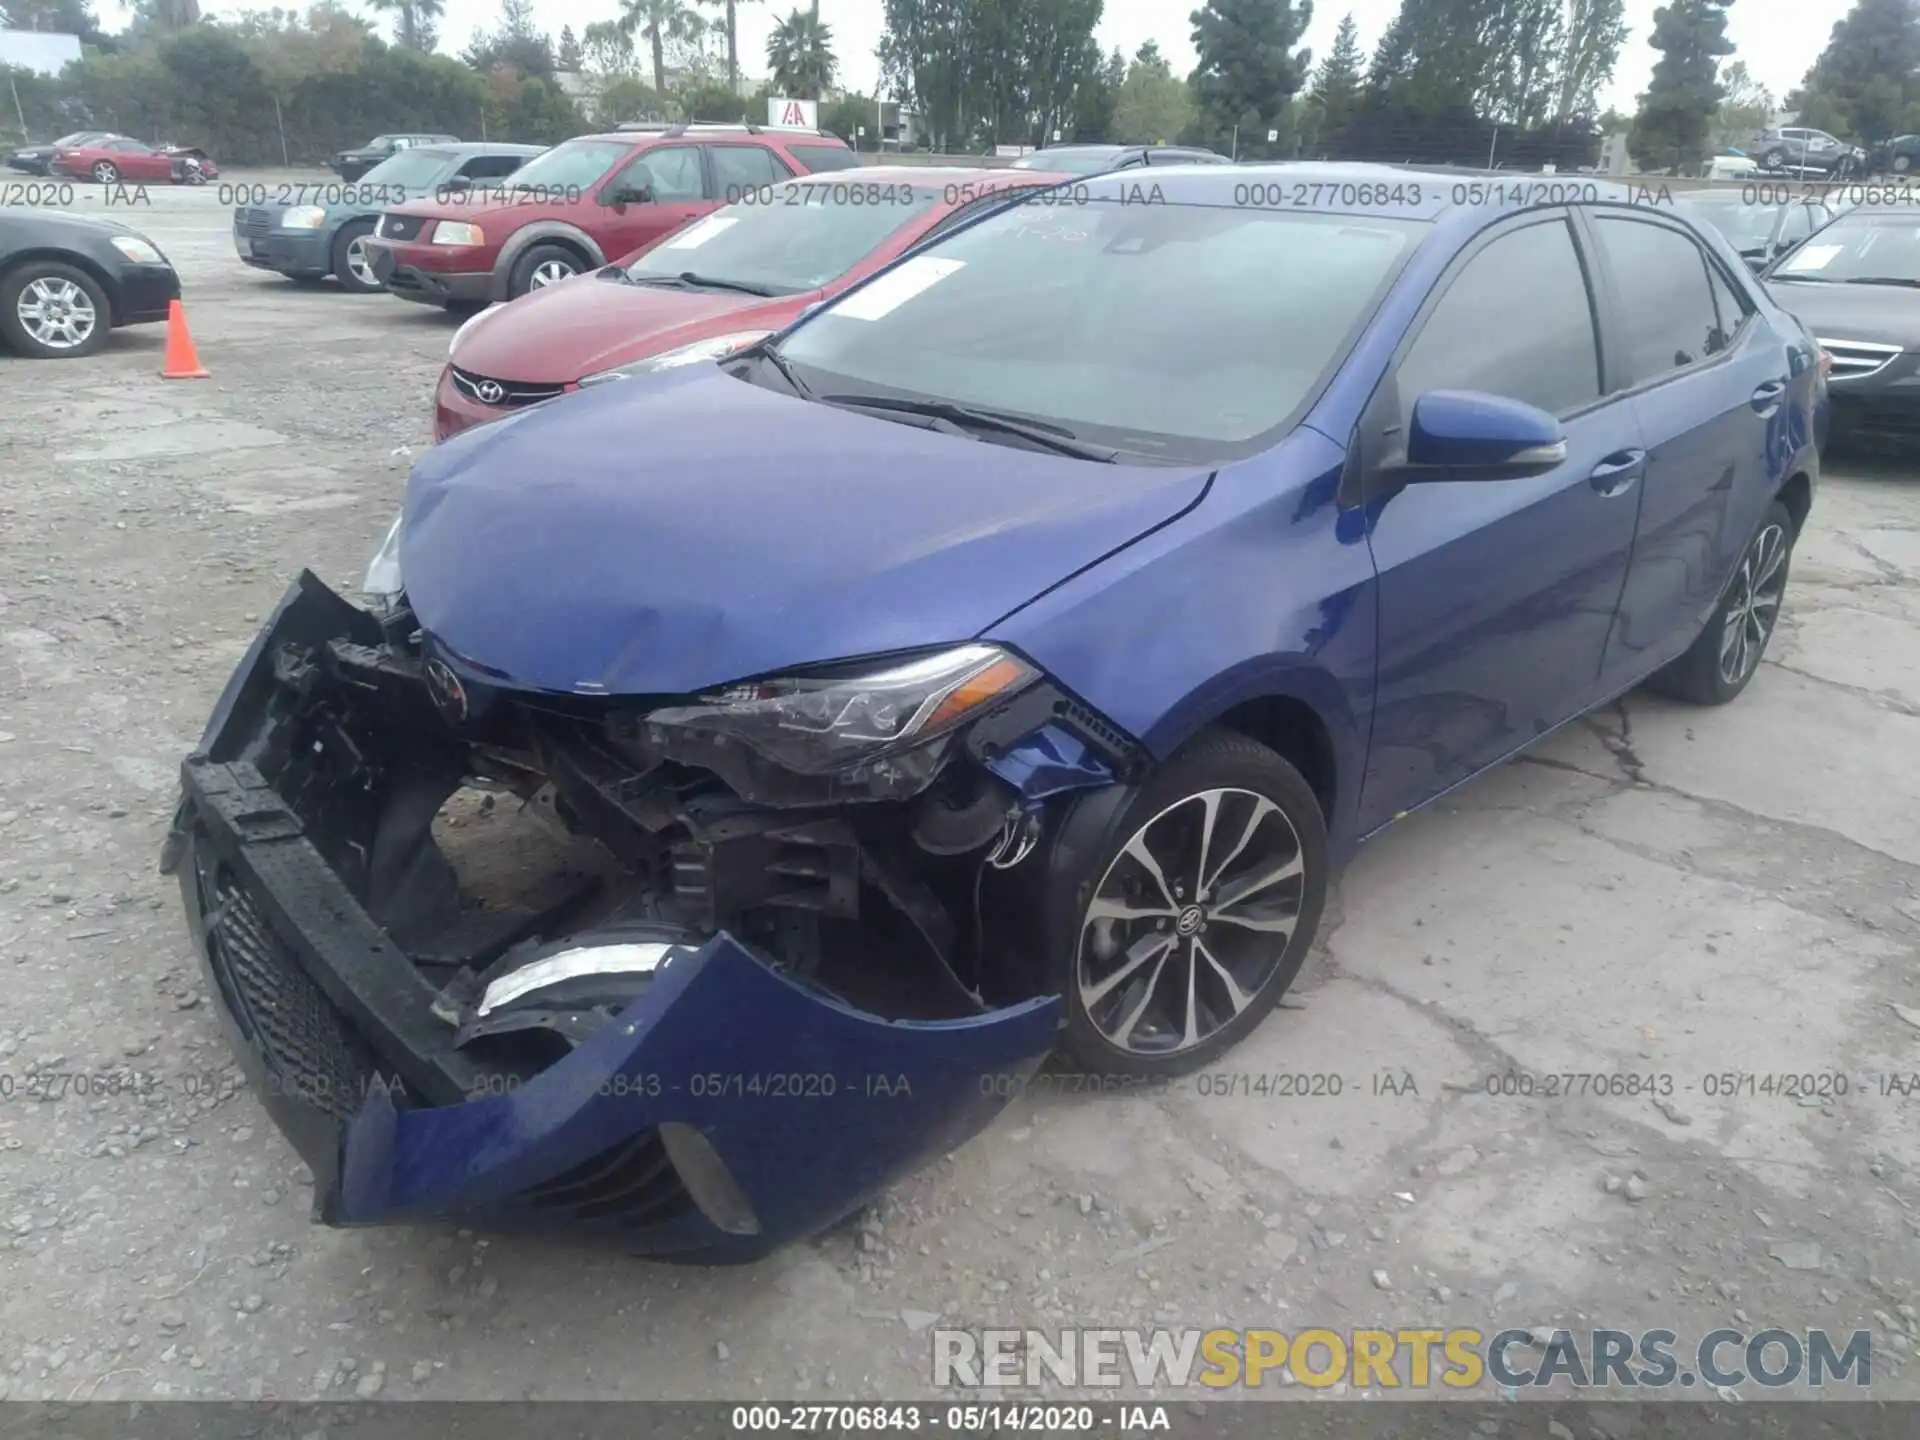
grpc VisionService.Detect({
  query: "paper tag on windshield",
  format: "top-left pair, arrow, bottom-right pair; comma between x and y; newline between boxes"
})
830,256 -> 966,321
659,215 -> 739,250
1784,243 -> 1841,271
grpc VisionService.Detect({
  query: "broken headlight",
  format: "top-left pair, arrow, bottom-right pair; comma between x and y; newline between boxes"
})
362,510 -> 404,605
644,645 -> 1036,778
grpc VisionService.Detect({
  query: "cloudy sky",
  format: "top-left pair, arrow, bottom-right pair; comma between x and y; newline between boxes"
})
117,0 -> 1848,116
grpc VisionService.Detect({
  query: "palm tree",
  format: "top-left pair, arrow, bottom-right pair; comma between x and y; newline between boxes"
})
766,8 -> 834,99
618,0 -> 704,97
364,0 -> 444,51
694,0 -> 754,96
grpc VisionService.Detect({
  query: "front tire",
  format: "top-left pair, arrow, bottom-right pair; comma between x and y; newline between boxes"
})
1052,729 -> 1328,1077
0,260 -> 110,359
331,220 -> 382,294
1648,500 -> 1795,705
507,243 -> 583,298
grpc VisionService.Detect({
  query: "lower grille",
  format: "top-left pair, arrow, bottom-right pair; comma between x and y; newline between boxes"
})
198,864 -> 380,1121
513,1130 -> 693,1225
450,366 -> 566,408
1818,336 -> 1902,380
1843,398 -> 1920,435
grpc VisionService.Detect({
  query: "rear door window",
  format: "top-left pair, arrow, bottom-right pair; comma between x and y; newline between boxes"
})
709,144 -> 785,197
1592,216 -> 1725,385
620,144 -> 705,201
1705,263 -> 1751,352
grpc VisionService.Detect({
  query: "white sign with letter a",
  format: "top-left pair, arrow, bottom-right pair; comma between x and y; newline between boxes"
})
769,97 -> 819,129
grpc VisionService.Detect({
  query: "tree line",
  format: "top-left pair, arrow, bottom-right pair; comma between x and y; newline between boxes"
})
2,0 -> 1916,174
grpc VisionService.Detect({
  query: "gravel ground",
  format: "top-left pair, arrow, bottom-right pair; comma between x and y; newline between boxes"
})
1,180 -> 1918,1407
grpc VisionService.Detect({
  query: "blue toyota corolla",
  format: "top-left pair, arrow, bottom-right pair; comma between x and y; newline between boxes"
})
165,163 -> 1824,1261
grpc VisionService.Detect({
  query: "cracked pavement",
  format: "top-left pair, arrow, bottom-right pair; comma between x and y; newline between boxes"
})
0,184 -> 1917,1404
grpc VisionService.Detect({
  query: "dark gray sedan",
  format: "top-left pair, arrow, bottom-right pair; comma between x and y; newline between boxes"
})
1764,205 -> 1920,446
233,142 -> 543,293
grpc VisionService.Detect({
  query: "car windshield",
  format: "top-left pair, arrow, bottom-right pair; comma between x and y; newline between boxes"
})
771,197 -> 1430,463
358,149 -> 464,189
493,139 -> 630,194
1011,149 -> 1123,175
52,132 -> 99,147
625,179 -> 945,293
1674,195 -> 1778,251
1772,211 -> 1920,283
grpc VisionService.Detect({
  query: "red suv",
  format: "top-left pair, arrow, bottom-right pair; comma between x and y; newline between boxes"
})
363,123 -> 857,309
433,167 -> 1075,441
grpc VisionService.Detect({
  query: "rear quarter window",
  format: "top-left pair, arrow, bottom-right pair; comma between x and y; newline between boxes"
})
786,144 -> 859,173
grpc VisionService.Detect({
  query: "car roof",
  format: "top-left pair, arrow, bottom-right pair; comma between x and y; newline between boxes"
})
1129,160 -> 1673,208
415,142 -> 545,156
575,126 -> 849,145
782,165 -> 1072,187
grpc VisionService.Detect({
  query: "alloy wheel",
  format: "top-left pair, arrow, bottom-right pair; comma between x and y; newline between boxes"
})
1076,787 -> 1306,1057
17,277 -> 98,350
1719,521 -> 1788,686
91,161 -> 117,184
529,259 -> 575,289
346,237 -> 376,288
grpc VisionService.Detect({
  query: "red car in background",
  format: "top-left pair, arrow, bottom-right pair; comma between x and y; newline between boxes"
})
434,165 -> 1076,441
365,122 -> 859,309
52,137 -> 218,185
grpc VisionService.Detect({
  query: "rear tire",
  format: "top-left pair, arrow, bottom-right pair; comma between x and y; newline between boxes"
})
1647,500 -> 1795,705
1047,728 -> 1328,1077
91,160 -> 118,184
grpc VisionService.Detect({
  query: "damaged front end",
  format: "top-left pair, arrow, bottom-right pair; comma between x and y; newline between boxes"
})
162,571 -> 1142,1260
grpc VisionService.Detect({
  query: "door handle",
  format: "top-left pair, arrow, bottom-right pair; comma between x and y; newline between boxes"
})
1588,449 -> 1645,497
1750,378 -> 1788,414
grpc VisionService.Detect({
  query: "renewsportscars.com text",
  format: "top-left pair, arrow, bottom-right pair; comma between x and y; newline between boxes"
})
931,1326 -> 1873,1390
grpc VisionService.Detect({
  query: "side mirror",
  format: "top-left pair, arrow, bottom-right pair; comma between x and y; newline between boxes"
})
441,174 -> 472,192
1400,390 -> 1567,479
601,178 -> 653,206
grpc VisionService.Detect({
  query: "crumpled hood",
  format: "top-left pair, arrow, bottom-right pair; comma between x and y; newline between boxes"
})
401,367 -> 1212,696
451,276 -> 800,383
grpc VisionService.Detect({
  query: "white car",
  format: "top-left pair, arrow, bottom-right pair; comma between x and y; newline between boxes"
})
1708,153 -> 1760,181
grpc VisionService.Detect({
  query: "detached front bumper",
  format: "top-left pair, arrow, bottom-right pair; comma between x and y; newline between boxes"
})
364,239 -> 493,306
164,574 -> 1060,1259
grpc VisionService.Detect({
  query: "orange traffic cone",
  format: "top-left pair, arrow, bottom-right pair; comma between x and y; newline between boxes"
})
159,299 -> 209,380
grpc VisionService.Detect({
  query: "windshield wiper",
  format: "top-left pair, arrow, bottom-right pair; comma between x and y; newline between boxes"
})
663,271 -> 782,296
619,272 -> 698,289
1842,276 -> 1920,287
737,342 -> 813,399
1771,273 -> 1837,282
821,394 -> 1119,462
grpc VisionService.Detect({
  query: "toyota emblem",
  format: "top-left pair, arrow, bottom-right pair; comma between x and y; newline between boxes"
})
475,380 -> 504,404
424,658 -> 469,722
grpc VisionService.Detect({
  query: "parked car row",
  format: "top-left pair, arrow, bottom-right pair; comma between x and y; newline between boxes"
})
6,131 -> 220,184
